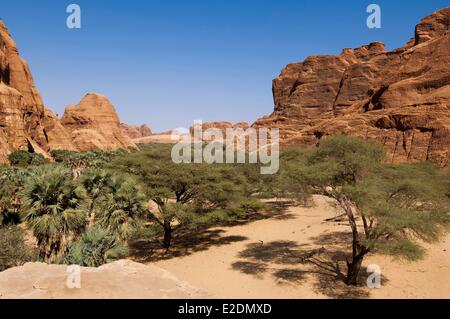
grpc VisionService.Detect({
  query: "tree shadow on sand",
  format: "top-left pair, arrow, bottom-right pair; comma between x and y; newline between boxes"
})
232,236 -> 388,298
130,228 -> 248,262
129,200 -> 296,262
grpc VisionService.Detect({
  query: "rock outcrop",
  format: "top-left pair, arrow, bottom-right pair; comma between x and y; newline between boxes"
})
190,121 -> 250,142
0,20 -> 138,162
60,93 -> 137,152
0,19 -> 74,162
253,7 -> 450,166
0,260 -> 210,299
121,123 -> 152,139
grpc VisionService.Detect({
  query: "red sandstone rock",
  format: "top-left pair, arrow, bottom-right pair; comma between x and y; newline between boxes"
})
253,7 -> 450,167
61,93 -> 137,152
189,121 -> 250,141
0,20 -> 137,162
0,19 -> 75,163
121,123 -> 152,139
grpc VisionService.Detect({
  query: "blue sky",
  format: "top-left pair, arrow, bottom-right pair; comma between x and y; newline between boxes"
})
1,0 -> 449,132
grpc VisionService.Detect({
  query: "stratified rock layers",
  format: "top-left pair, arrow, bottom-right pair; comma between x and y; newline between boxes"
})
0,20 -> 136,163
121,124 -> 152,139
253,7 -> 450,166
61,93 -> 137,152
0,20 -> 72,162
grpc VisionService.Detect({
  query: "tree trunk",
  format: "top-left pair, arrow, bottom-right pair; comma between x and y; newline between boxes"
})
163,222 -> 172,249
345,253 -> 365,285
337,194 -> 369,286
87,203 -> 95,229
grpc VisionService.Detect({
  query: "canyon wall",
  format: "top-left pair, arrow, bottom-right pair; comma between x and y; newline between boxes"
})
0,20 -> 136,163
253,7 -> 450,166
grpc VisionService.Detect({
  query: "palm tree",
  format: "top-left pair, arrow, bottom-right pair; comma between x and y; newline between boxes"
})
95,177 -> 146,242
63,227 -> 128,267
22,166 -> 87,262
80,170 -> 114,229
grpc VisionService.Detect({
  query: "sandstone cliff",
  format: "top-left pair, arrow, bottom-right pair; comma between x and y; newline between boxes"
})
61,93 -> 137,152
121,123 -> 152,139
190,121 -> 250,142
0,19 -> 74,162
253,7 -> 450,166
0,20 -> 138,162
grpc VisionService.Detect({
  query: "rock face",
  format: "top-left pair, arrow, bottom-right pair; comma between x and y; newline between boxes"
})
253,7 -> 450,166
61,93 -> 137,152
0,260 -> 210,299
0,20 -> 73,162
190,121 -> 250,142
121,123 -> 152,139
0,20 -> 138,163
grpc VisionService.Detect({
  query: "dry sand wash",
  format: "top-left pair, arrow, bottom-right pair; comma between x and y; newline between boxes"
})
152,196 -> 450,298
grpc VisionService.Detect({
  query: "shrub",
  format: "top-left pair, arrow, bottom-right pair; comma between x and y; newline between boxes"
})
8,151 -> 47,167
0,167 -> 30,225
0,226 -> 37,271
62,228 -> 128,267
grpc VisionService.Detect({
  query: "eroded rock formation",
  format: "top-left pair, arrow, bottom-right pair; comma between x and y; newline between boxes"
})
121,123 -> 152,139
61,93 -> 137,152
0,20 -> 73,162
253,7 -> 450,166
190,121 -> 250,142
0,20 -> 137,163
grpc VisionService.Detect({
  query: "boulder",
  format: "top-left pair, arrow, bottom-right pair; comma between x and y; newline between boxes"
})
0,260 -> 210,299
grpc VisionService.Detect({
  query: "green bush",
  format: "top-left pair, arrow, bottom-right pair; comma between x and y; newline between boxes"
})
62,228 -> 128,267
8,151 -> 46,167
51,149 -> 126,169
0,167 -> 30,225
0,226 -> 37,271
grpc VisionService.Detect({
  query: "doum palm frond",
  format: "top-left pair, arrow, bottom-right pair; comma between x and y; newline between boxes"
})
21,166 -> 88,262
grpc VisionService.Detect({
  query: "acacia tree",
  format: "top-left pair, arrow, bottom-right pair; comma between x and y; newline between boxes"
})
284,135 -> 449,285
110,144 -> 260,249
21,166 -> 87,262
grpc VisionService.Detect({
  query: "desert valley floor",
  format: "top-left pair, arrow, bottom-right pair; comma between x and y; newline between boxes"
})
2,196 -> 448,299
151,196 -> 450,299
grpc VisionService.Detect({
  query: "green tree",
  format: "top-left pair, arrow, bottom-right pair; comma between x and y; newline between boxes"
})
94,176 -> 146,242
110,144 -> 260,249
51,149 -> 126,178
80,170 -> 115,229
285,135 -> 449,285
62,227 -> 128,267
21,166 -> 87,262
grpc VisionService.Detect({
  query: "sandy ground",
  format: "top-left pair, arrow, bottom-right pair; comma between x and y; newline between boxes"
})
152,196 -> 450,299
